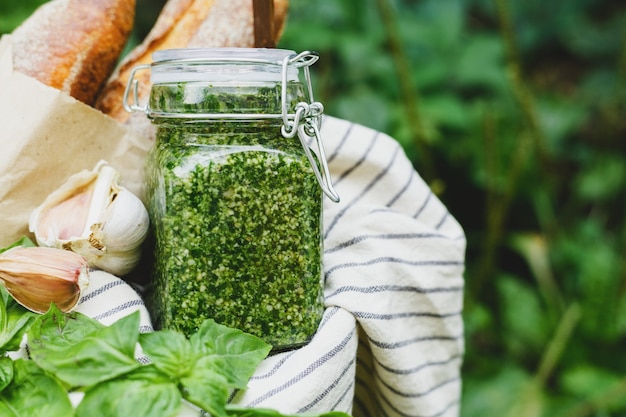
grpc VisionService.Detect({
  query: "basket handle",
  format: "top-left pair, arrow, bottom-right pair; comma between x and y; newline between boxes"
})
253,0 -> 276,48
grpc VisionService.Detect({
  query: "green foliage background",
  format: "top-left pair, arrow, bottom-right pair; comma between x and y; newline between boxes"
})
1,0 -> 625,416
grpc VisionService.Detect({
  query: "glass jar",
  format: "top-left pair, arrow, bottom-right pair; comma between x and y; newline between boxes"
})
125,48 -> 338,351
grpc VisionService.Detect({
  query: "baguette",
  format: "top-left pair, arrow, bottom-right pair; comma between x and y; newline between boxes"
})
95,0 -> 289,127
11,0 -> 136,107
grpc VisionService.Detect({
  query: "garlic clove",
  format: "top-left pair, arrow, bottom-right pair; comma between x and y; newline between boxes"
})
66,236 -> 143,277
29,160 -> 149,276
30,168 -> 99,245
98,188 -> 149,252
89,247 -> 143,278
0,246 -> 89,313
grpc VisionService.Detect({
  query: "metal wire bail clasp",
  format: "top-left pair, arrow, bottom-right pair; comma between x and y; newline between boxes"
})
281,51 -> 340,203
122,64 -> 151,113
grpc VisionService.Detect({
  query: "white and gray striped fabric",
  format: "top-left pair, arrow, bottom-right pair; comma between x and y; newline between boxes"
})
76,115 -> 466,417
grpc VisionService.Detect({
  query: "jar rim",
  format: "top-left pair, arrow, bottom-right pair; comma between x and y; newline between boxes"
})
150,48 -> 302,84
152,48 -> 297,65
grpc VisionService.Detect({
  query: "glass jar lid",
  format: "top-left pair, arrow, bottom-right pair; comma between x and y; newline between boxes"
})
150,48 -> 300,84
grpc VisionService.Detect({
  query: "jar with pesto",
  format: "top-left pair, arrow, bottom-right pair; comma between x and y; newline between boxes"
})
126,48 -> 339,351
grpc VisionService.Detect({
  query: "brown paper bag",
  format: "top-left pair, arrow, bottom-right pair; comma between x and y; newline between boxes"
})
0,35 -> 153,248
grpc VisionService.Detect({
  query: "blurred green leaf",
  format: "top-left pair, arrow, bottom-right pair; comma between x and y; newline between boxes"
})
552,220 -> 623,341
560,366 -> 626,414
456,35 -> 508,92
561,365 -> 623,399
403,0 -> 465,51
411,60 -> 451,90
420,94 -> 471,132
504,378 -> 544,417
462,366 -> 532,417
536,96 -> 589,152
497,274 -> 550,357
463,302 -> 493,338
331,88 -> 392,133
560,12 -> 626,59
574,153 -> 626,201
509,233 -> 563,320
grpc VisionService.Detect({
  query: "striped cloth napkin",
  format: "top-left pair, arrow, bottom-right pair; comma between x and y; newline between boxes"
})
76,115 -> 466,417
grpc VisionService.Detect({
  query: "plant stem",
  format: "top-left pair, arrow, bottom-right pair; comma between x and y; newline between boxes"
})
493,0 -> 549,168
374,0 -> 436,184
471,130 -> 531,295
534,303 -> 581,386
482,104 -> 498,241
494,0 -> 561,241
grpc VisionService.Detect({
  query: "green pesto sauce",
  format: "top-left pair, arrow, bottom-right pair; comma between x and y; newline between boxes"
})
145,83 -> 324,349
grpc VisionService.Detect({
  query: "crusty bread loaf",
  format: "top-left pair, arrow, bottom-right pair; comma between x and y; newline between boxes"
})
95,0 -> 289,126
11,0 -> 136,107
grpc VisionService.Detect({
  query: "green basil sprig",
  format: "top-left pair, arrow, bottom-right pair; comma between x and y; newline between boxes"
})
0,304 -> 350,417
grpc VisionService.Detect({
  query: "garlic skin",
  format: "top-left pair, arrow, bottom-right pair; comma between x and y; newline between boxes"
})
29,161 -> 149,276
0,246 -> 89,313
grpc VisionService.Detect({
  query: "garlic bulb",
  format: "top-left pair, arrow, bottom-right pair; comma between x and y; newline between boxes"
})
29,161 -> 149,276
0,246 -> 89,313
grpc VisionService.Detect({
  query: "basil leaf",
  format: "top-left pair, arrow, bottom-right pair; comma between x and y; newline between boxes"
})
0,285 -> 7,310
28,304 -> 103,351
180,360 -> 230,417
0,359 -> 74,417
0,237 -> 36,255
0,356 -> 13,392
29,308 -> 141,387
138,329 -> 193,379
0,402 -> 15,416
0,287 -> 36,354
141,320 -> 270,417
189,319 -> 271,388
76,365 -> 181,417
